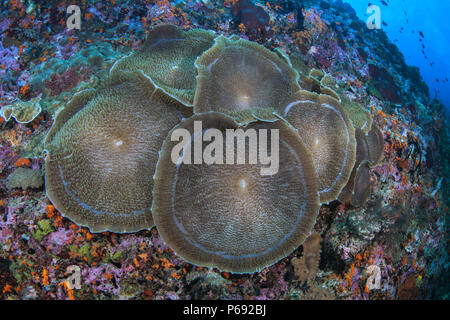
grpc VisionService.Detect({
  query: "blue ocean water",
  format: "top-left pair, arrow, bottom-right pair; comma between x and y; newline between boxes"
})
345,0 -> 450,113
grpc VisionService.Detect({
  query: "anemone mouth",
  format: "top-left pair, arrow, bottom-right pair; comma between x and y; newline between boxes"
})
44,71 -> 188,233
109,24 -> 216,106
152,112 -> 319,273
193,36 -> 300,124
279,90 -> 356,204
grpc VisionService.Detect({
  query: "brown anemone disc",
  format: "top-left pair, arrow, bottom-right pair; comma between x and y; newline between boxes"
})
340,97 -> 373,134
338,124 -> 384,206
297,73 -> 342,102
152,112 -> 320,273
355,128 -> 370,163
320,74 -> 337,89
276,51 -> 340,102
309,69 -> 325,80
279,90 -> 356,204
284,52 -> 311,76
44,71 -> 189,233
366,124 -> 384,166
350,160 -> 372,207
298,73 -> 322,94
109,24 -> 216,106
194,36 -> 301,124
337,128 -> 369,205
320,86 -> 341,102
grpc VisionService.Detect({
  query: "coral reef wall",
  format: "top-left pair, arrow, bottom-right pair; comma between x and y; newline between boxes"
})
0,0 -> 448,300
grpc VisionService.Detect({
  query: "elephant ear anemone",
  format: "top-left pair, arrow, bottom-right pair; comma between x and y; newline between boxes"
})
44,71 -> 188,233
193,36 -> 301,124
280,90 -> 356,204
338,125 -> 384,207
152,112 -> 320,273
109,24 -> 216,106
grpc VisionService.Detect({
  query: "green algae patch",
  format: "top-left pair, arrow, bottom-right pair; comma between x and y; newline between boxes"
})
32,219 -> 55,242
111,250 -> 123,263
9,262 -> 23,283
79,244 -> 93,264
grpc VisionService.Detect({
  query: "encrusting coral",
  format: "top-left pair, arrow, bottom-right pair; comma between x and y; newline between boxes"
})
0,96 -> 42,123
194,35 -> 301,124
109,24 -> 216,106
44,71 -> 189,233
152,112 -> 320,273
280,90 -> 356,204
